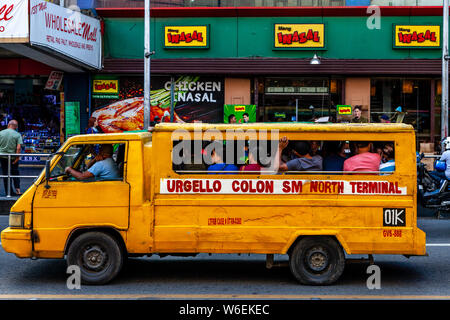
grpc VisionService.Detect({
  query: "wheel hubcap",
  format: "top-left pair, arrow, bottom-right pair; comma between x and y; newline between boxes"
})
306,247 -> 329,272
83,245 -> 107,271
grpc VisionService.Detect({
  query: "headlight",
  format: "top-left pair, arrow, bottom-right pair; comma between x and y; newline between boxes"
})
9,212 -> 24,229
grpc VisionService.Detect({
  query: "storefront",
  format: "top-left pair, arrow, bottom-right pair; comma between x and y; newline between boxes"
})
0,0 -> 102,161
96,6 -> 447,147
0,73 -> 61,157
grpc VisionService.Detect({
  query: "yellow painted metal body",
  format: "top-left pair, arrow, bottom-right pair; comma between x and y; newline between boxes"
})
1,123 -> 426,260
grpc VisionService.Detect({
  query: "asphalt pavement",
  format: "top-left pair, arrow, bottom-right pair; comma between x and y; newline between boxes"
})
1,215 -> 450,300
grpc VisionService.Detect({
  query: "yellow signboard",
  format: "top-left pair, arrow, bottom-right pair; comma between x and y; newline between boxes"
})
164,25 -> 209,49
93,79 -> 119,94
274,24 -> 325,49
337,105 -> 352,115
92,79 -> 119,99
394,25 -> 441,48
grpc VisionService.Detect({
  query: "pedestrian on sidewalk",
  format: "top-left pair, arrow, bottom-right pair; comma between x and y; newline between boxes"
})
0,120 -> 23,196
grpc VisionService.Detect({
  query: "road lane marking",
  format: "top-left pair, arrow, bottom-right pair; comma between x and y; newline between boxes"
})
426,244 -> 450,246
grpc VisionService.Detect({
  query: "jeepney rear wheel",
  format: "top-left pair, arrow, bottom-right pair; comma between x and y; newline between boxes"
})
289,237 -> 345,285
67,232 -> 124,285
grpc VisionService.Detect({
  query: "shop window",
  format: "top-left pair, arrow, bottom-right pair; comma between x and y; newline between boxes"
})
370,78 -> 431,138
261,77 -> 343,123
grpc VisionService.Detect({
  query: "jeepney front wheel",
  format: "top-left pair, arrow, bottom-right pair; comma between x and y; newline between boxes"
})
67,232 -> 124,285
289,236 -> 345,285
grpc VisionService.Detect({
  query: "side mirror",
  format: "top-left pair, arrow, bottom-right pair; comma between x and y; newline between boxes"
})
45,160 -> 51,189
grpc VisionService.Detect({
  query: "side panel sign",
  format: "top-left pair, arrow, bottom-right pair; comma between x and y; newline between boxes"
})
383,208 -> 406,227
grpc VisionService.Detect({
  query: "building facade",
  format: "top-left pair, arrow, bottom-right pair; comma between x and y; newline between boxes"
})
94,5 -> 447,146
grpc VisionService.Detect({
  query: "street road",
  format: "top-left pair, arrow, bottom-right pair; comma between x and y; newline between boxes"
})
1,216 -> 450,300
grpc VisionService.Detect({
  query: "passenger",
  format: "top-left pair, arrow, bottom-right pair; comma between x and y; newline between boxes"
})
310,141 -> 321,157
323,141 -> 348,172
278,139 -> 323,172
208,149 -> 238,174
379,142 -> 395,174
240,139 -> 284,174
343,141 -> 381,173
65,144 -> 120,181
239,145 -> 264,173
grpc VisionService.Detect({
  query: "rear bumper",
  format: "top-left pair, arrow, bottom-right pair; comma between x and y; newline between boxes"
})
1,228 -> 33,258
415,227 -> 427,256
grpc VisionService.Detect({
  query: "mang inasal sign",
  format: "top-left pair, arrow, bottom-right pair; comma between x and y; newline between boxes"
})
92,79 -> 120,99
393,25 -> 441,49
274,24 -> 325,50
164,25 -> 209,49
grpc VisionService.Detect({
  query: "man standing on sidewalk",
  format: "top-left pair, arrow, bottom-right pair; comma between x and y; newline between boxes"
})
0,120 -> 23,196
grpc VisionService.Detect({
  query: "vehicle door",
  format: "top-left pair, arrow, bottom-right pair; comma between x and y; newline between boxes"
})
32,142 -> 130,255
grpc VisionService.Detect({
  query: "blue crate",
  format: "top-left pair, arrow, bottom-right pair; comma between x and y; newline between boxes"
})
77,0 -> 95,9
346,0 -> 371,5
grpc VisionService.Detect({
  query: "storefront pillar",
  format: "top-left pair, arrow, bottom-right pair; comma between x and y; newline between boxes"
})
430,79 -> 436,144
63,74 -> 90,138
344,78 -> 371,121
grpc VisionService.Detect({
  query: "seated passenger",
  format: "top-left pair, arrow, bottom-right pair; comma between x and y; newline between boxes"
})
65,144 -> 120,180
208,149 -> 238,174
239,145 -> 264,173
343,141 -> 381,173
379,142 -> 395,174
323,141 -> 348,172
310,140 -> 321,157
278,139 -> 323,172
240,140 -> 283,174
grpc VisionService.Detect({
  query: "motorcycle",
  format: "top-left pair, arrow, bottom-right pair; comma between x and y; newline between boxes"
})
417,152 -> 450,217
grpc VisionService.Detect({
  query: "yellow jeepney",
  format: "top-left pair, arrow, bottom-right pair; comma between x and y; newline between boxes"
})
1,123 -> 426,285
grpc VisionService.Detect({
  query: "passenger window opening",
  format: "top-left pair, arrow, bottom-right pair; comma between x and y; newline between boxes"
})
172,138 -> 396,176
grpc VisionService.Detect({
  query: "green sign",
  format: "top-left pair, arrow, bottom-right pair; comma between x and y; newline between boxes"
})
224,104 -> 256,123
65,101 -> 80,138
274,112 -> 286,118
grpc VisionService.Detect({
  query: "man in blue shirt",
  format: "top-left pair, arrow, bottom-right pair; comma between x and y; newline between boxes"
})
207,148 -> 238,174
65,144 -> 120,181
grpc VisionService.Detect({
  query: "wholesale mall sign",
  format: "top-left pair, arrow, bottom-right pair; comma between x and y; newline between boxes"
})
30,0 -> 102,69
0,0 -> 29,41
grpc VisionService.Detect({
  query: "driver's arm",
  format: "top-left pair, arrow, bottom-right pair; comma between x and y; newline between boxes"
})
65,167 -> 94,180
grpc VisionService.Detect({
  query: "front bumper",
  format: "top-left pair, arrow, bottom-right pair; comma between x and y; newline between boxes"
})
1,228 -> 32,258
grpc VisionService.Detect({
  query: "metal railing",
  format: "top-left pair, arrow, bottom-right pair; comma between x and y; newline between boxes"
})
0,153 -> 52,198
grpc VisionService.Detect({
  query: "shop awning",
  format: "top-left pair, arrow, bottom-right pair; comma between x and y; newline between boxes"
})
100,58 -> 443,76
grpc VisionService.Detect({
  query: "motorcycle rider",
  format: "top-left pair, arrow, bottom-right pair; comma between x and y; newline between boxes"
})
429,137 -> 450,185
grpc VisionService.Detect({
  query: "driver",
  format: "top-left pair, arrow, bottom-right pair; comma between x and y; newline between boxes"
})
64,144 -> 120,181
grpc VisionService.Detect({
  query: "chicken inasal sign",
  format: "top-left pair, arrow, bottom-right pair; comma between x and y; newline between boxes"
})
393,25 -> 441,49
274,24 -> 325,50
164,25 -> 209,49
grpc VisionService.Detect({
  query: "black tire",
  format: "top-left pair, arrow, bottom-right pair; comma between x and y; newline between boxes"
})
67,232 -> 124,285
289,237 -> 345,285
